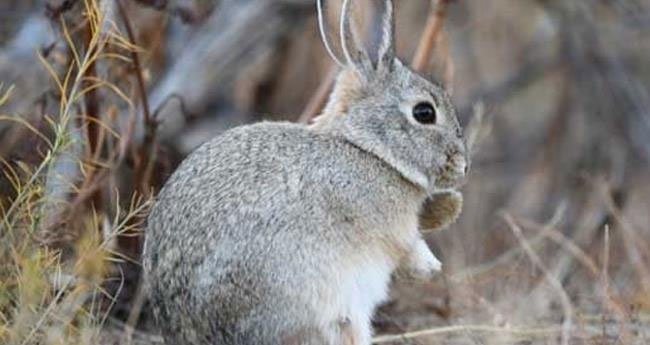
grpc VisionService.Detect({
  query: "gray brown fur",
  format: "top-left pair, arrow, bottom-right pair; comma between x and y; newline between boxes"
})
143,1 -> 469,344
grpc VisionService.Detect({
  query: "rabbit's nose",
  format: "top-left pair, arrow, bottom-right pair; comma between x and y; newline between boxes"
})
454,155 -> 468,176
457,143 -> 471,176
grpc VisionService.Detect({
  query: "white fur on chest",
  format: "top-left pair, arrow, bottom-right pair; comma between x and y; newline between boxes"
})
311,214 -> 421,344
310,251 -> 396,345
335,216 -> 420,324
339,251 -> 395,322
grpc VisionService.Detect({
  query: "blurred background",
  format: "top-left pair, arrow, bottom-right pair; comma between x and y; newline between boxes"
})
1,0 -> 650,344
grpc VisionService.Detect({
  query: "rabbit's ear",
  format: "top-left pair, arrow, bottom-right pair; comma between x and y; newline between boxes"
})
373,0 -> 396,72
340,0 -> 372,76
317,0 -> 345,67
340,0 -> 395,80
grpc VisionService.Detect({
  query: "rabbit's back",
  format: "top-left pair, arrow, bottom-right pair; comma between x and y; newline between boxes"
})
143,122 -> 420,344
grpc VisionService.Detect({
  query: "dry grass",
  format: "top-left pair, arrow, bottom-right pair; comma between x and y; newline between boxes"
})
1,1 -> 152,344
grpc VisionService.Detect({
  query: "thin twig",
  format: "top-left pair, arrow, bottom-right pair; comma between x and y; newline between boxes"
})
502,213 -> 573,345
80,11 -> 106,217
518,218 -> 629,326
518,218 -> 599,277
451,203 -> 566,282
599,180 -> 650,291
298,65 -> 337,123
602,224 -> 610,294
372,324 -> 562,344
601,224 -> 611,341
116,0 -> 156,261
411,0 -> 452,72
116,0 -> 152,127
116,0 -> 157,195
122,279 -> 147,345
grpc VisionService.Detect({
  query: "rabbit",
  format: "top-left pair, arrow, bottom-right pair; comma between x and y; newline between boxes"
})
142,0 -> 469,344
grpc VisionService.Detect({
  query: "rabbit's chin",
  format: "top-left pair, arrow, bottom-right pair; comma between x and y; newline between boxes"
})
432,172 -> 467,191
432,159 -> 468,191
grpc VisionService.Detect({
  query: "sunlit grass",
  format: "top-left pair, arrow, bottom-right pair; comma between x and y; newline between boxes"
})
0,1 -> 151,344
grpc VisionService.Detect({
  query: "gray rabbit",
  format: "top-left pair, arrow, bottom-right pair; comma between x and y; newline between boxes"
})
142,0 -> 469,344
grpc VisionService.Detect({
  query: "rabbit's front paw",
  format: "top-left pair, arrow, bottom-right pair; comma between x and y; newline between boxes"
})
419,190 -> 463,232
398,239 -> 442,280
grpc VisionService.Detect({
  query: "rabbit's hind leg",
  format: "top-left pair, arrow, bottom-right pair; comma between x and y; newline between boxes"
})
337,316 -> 371,345
326,316 -> 371,345
281,325 -> 336,345
327,316 -> 371,345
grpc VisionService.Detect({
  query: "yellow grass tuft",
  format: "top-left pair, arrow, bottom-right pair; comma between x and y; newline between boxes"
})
0,1 -> 151,344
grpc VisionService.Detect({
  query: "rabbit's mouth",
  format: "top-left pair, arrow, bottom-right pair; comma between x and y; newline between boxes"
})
435,151 -> 469,189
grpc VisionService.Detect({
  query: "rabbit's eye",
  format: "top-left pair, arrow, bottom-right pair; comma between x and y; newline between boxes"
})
412,102 -> 437,124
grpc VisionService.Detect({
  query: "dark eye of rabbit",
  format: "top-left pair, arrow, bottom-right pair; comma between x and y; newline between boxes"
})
412,102 -> 437,124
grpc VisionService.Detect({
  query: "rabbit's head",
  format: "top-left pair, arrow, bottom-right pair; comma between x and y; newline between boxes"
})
314,0 -> 468,194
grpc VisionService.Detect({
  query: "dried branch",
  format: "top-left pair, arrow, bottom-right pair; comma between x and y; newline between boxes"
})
503,213 -> 573,345
373,324 -> 562,343
298,65 -> 337,124
598,180 -> 650,291
116,0 -> 157,196
116,0 -> 153,131
411,0 -> 452,73
81,8 -> 104,212
140,0 -> 312,143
